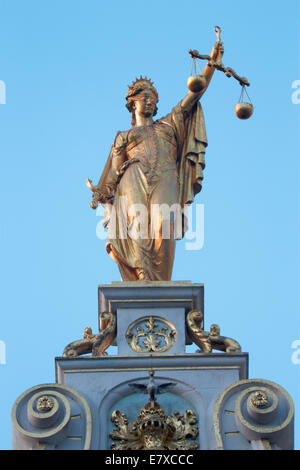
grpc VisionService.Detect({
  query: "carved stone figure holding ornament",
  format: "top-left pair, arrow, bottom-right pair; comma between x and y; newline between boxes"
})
87,27 -> 253,282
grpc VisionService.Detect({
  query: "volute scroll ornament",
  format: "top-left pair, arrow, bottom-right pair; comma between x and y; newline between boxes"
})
11,384 -> 92,450
214,379 -> 294,450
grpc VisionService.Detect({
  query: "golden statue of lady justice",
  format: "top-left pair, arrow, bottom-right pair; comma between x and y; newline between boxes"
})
87,31 -> 224,281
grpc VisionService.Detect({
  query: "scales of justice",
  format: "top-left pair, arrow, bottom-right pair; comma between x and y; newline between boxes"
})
11,27 -> 294,451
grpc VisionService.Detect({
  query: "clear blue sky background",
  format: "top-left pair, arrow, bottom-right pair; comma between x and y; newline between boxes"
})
0,0 -> 299,450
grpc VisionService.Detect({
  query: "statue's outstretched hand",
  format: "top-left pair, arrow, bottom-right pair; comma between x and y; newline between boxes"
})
210,41 -> 224,62
86,178 -> 115,209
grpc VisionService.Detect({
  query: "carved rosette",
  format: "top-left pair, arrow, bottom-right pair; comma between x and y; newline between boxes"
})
126,316 -> 177,353
11,384 -> 92,450
36,396 -> 56,413
110,401 -> 198,450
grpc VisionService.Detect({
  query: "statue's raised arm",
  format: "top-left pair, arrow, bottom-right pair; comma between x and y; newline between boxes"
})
181,36 -> 224,113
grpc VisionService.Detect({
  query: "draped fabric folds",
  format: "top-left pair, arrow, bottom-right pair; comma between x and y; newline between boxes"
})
97,100 -> 207,281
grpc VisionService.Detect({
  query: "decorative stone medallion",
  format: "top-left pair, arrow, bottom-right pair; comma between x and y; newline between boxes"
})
126,316 -> 177,353
249,391 -> 269,409
36,396 -> 55,413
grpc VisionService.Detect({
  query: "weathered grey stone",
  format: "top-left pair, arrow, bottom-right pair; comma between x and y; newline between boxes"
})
55,352 -> 248,450
98,281 -> 204,348
11,281 -> 294,450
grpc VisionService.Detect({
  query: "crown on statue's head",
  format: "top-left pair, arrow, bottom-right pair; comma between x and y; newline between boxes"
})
126,75 -> 158,102
129,75 -> 155,88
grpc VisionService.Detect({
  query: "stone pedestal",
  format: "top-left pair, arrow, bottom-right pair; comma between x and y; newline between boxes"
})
11,282 -> 294,450
98,281 -> 204,350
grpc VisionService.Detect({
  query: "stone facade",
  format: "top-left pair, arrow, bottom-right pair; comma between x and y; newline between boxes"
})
11,282 -> 294,450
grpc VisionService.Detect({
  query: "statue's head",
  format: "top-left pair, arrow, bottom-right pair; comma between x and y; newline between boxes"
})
126,76 -> 159,125
210,324 -> 220,336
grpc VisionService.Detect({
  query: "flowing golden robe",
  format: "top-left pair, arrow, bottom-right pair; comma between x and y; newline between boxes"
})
98,100 -> 207,281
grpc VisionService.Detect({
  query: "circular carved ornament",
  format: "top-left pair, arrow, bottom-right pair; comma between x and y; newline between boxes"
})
36,396 -> 56,413
126,316 -> 177,353
249,391 -> 269,409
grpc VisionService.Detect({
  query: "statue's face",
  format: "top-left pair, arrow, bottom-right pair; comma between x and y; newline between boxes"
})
133,89 -> 157,118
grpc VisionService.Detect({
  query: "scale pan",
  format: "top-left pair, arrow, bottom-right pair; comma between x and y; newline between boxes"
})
187,75 -> 207,93
235,102 -> 254,120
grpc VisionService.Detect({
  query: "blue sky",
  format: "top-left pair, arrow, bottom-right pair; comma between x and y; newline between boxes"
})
0,0 -> 299,450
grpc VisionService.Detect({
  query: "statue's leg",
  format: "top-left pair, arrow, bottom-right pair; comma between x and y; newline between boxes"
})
106,164 -> 151,280
148,174 -> 179,280
106,243 -> 140,280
